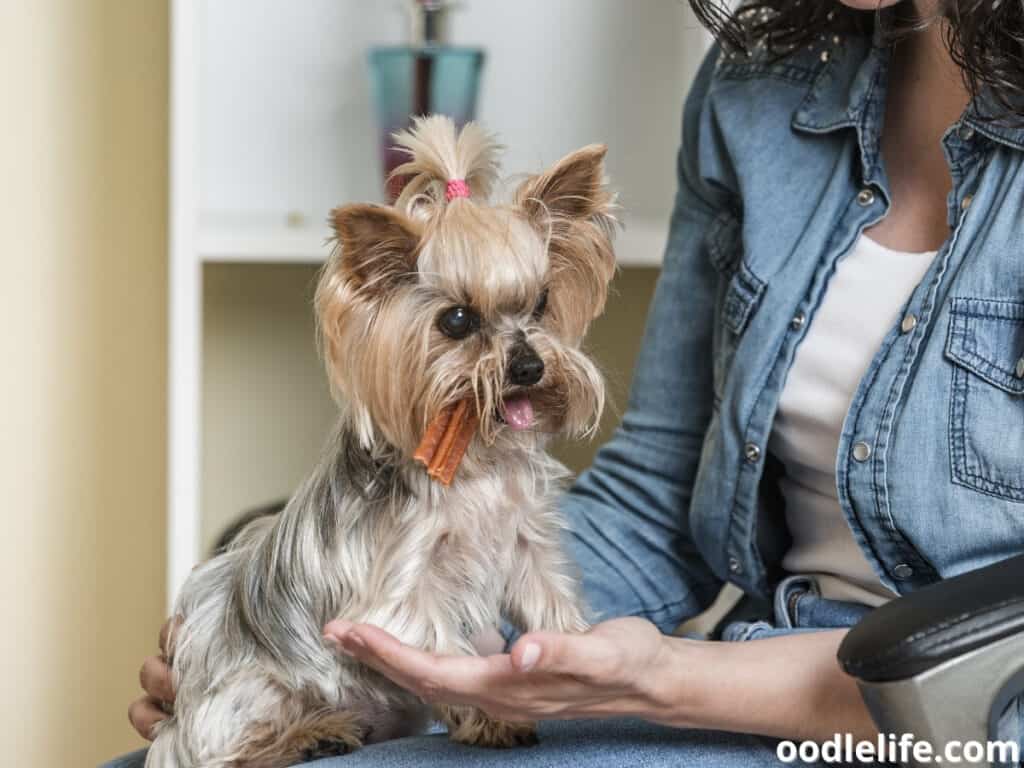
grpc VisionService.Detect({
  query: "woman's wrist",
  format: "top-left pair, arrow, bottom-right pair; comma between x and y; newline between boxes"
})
637,633 -> 714,729
637,629 -> 878,742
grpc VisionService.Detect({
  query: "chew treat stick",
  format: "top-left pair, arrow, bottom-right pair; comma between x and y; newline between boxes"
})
413,402 -> 455,468
413,399 -> 479,485
429,405 -> 479,485
427,399 -> 467,472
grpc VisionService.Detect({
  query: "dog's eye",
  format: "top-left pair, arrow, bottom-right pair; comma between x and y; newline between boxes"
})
438,306 -> 480,340
532,288 -> 549,320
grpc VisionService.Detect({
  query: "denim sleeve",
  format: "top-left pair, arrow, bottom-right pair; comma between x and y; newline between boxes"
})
561,49 -> 727,633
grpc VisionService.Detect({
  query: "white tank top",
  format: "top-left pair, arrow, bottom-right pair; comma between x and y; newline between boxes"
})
768,234 -> 937,607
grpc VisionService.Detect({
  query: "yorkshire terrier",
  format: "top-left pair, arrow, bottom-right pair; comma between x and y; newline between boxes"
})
147,115 -> 617,767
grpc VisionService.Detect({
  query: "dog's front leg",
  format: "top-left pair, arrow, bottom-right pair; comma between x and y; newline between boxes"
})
503,522 -> 589,636
434,522 -> 589,748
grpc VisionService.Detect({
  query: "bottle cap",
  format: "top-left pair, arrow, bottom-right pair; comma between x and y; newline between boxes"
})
406,0 -> 460,46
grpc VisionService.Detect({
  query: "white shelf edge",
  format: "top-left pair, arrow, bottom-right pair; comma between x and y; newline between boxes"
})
197,218 -> 668,267
168,0 -> 202,612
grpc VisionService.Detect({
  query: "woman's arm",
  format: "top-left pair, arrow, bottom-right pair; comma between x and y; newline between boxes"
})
655,628 -> 877,742
323,617 -> 878,744
554,47 -> 733,631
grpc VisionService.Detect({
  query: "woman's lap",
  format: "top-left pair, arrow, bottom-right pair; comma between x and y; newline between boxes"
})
102,719 -> 794,768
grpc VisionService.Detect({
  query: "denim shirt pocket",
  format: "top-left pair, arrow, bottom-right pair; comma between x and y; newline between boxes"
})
945,298 -> 1024,502
707,209 -> 766,404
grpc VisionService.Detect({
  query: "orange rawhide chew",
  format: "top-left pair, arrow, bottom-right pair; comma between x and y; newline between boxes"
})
413,399 -> 479,486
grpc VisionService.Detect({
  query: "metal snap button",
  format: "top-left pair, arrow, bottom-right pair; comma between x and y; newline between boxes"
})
1015,357 -> 1024,380
728,557 -> 742,574
790,311 -> 806,331
744,443 -> 761,463
856,188 -> 875,207
852,442 -> 871,462
961,194 -> 974,211
892,563 -> 914,580
900,314 -> 918,334
957,123 -> 975,141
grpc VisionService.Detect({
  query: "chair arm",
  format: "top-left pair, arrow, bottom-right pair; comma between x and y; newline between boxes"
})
838,553 -> 1024,683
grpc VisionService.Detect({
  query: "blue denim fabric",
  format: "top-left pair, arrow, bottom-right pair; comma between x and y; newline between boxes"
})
100,726 -> 800,768
718,575 -> 872,641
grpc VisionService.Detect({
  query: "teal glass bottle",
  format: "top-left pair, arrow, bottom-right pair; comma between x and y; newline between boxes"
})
369,1 -> 485,200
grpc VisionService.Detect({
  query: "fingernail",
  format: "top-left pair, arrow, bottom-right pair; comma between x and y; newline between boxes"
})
325,619 -> 353,636
519,642 -> 541,672
321,634 -> 340,651
340,632 -> 366,654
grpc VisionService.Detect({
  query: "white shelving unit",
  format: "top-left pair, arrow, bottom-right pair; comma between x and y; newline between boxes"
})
198,217 -> 671,266
168,0 -> 708,608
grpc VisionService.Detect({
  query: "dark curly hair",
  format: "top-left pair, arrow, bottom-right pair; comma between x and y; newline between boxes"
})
686,0 -> 1024,124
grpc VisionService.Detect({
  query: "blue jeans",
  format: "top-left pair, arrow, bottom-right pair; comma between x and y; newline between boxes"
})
102,559 -> 885,768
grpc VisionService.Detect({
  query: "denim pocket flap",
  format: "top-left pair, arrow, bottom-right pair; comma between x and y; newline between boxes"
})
722,262 -> 766,336
945,298 -> 1024,396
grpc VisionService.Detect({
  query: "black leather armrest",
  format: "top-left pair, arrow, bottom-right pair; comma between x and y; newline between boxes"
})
838,554 -> 1024,683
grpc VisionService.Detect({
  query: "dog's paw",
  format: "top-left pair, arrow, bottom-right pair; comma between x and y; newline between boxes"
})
479,720 -> 539,748
439,706 -> 538,748
300,737 -> 358,762
233,709 -> 364,767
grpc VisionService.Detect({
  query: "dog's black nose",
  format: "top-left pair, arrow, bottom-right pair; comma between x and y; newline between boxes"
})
508,347 -> 545,386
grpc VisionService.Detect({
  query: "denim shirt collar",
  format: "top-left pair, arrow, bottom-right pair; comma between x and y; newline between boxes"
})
791,28 -> 1024,175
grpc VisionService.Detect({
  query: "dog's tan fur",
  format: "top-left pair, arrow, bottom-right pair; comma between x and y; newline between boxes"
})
146,116 -> 617,767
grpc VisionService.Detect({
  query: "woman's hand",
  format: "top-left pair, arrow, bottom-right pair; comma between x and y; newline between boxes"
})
321,617 -> 676,723
128,619 -> 176,740
322,618 -> 878,743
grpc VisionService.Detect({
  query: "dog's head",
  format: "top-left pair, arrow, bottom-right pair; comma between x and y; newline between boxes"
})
316,116 -> 617,456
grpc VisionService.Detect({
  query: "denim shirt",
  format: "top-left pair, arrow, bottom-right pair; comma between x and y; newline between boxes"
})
566,30 -> 1024,615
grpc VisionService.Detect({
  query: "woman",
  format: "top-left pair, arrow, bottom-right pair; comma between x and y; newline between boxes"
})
111,0 -> 1024,764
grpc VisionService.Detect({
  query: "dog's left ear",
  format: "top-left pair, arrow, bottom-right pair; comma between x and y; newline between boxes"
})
514,145 -> 617,330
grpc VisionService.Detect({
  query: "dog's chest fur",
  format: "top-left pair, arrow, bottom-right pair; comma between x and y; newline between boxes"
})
341,443 -> 567,652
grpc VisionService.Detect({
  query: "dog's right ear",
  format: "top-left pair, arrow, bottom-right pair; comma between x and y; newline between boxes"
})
329,204 -> 421,294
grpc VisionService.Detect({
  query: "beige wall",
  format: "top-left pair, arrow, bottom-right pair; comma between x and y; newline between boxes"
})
0,2 -> 168,766
200,264 -> 659,549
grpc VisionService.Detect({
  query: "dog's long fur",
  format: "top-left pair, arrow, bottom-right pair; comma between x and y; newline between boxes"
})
147,116 -> 617,768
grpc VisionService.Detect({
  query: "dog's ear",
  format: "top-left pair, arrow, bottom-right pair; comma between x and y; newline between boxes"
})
513,144 -> 614,227
329,204 -> 420,294
514,146 -> 617,333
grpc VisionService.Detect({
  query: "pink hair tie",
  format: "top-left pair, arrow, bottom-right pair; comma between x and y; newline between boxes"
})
445,178 -> 471,201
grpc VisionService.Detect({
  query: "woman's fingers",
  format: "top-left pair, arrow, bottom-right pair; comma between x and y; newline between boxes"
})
320,621 -> 639,722
158,619 -> 172,655
159,615 -> 182,660
323,621 -> 514,703
128,619 -> 177,742
509,631 -> 612,677
324,621 -> 438,695
128,695 -> 166,741
139,654 -> 175,702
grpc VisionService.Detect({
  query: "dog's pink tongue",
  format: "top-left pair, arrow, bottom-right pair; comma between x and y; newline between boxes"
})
503,394 -> 534,431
